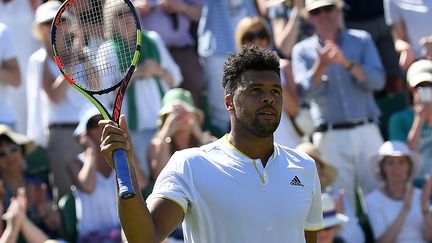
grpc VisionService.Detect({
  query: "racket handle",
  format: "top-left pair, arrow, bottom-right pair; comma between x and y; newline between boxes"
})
113,149 -> 136,199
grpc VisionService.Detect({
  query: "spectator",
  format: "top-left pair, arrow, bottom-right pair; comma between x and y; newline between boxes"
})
0,0 -> 41,134
318,193 -> 349,243
0,124 -> 62,238
27,1 -> 90,201
366,140 -> 432,242
148,88 -> 215,181
0,187 -> 52,243
296,142 -> 365,243
0,22 -> 20,130
384,0 -> 432,70
97,0 -> 183,177
135,0 -> 206,109
292,0 -> 386,210
197,0 -> 257,134
67,107 -> 124,243
388,59 -> 432,186
235,16 -> 301,147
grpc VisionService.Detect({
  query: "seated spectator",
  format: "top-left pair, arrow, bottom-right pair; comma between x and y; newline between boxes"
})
389,59 -> 432,186
296,143 -> 364,243
1,187 -> 51,243
235,16 -> 301,147
366,140 -> 432,242
0,124 -> 62,238
147,88 -> 216,181
318,193 -> 349,243
67,107 -> 131,243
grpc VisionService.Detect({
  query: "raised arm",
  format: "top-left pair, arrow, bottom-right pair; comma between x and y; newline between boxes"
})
99,115 -> 184,242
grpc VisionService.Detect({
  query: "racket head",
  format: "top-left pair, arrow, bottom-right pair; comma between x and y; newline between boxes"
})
51,0 -> 141,118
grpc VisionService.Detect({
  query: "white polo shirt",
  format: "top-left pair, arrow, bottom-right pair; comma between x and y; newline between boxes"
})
147,135 -> 323,243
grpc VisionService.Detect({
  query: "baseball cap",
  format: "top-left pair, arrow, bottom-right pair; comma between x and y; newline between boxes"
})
305,0 -> 340,12
158,88 -> 204,125
406,59 -> 432,88
74,106 -> 103,137
0,125 -> 36,155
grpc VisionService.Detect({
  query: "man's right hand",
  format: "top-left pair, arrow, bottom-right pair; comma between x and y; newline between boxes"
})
99,115 -> 134,170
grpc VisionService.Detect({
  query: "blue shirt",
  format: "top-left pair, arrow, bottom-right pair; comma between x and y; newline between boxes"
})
197,0 -> 257,57
292,29 -> 385,125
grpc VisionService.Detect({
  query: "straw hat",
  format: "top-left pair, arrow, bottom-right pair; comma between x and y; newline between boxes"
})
305,0 -> 341,12
321,193 -> 349,228
369,140 -> 422,182
0,125 -> 36,155
295,143 -> 337,188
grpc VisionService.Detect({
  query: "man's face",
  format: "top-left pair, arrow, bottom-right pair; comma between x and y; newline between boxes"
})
231,70 -> 282,137
307,5 -> 340,32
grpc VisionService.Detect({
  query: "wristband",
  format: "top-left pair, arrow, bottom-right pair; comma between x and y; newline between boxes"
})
346,61 -> 355,71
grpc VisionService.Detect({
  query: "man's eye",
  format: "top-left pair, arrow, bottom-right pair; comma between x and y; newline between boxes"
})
273,89 -> 282,95
251,88 -> 261,93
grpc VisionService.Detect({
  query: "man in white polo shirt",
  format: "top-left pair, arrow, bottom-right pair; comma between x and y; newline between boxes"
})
99,46 -> 323,243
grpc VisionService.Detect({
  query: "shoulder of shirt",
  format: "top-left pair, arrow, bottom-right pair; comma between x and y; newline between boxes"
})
275,143 -> 317,169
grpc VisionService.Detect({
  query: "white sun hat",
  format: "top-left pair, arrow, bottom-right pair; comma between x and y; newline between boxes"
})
321,193 -> 349,229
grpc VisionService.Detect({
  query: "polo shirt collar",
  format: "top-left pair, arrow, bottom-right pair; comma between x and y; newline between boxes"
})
220,134 -> 277,163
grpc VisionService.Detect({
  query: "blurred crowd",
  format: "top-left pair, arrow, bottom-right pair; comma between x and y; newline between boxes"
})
1,0 -> 432,242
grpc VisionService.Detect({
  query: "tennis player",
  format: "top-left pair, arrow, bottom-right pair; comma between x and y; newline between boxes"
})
99,46 -> 323,243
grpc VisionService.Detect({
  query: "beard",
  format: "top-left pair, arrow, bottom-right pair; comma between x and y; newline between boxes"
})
234,106 -> 280,138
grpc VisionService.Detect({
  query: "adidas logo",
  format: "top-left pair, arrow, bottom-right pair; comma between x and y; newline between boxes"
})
290,176 -> 304,187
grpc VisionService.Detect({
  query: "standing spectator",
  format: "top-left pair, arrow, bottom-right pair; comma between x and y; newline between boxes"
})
292,0 -> 386,210
366,140 -> 432,242
0,23 -> 20,130
235,16 -> 301,147
388,59 -> 432,185
198,0 -> 257,134
27,1 -> 90,201
384,0 -> 432,70
135,0 -> 206,109
0,0 -> 41,133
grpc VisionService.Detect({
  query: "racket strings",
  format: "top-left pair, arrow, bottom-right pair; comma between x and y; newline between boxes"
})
55,0 -> 137,92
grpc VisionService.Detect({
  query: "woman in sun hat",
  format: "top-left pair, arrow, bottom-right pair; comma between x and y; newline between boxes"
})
365,140 -> 432,242
147,88 -> 216,181
318,193 -> 349,243
296,142 -> 365,243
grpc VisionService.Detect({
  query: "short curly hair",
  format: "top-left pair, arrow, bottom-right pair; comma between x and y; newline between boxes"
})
222,46 -> 280,96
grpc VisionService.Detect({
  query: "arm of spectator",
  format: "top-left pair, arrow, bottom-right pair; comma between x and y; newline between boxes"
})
0,58 -> 20,87
421,175 -> 432,241
291,43 -> 326,99
280,59 -> 299,117
420,36 -> 432,60
159,0 -> 202,22
134,0 -> 154,16
67,155 -> 97,194
391,22 -> 415,70
42,58 -> 69,103
273,0 -> 303,58
407,103 -> 432,150
0,189 -> 26,243
20,216 -> 50,243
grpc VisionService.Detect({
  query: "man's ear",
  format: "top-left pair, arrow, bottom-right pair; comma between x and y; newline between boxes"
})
225,93 -> 234,111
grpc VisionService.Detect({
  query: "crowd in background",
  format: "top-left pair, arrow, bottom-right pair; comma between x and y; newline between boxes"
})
1,0 -> 432,242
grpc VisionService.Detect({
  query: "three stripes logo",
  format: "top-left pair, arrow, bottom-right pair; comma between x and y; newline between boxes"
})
290,176 -> 304,187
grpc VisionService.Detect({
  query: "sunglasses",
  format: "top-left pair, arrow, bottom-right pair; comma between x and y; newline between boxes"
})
0,144 -> 21,158
242,29 -> 269,43
309,5 -> 336,16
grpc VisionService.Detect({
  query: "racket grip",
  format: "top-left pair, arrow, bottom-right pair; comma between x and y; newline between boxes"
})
113,149 -> 136,199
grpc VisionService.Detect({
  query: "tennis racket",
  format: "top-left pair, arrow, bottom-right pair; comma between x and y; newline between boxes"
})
51,0 -> 141,199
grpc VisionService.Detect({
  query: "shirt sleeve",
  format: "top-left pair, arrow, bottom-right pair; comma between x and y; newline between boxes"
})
384,0 -> 402,25
0,25 -> 16,61
305,164 -> 324,230
146,151 -> 193,214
